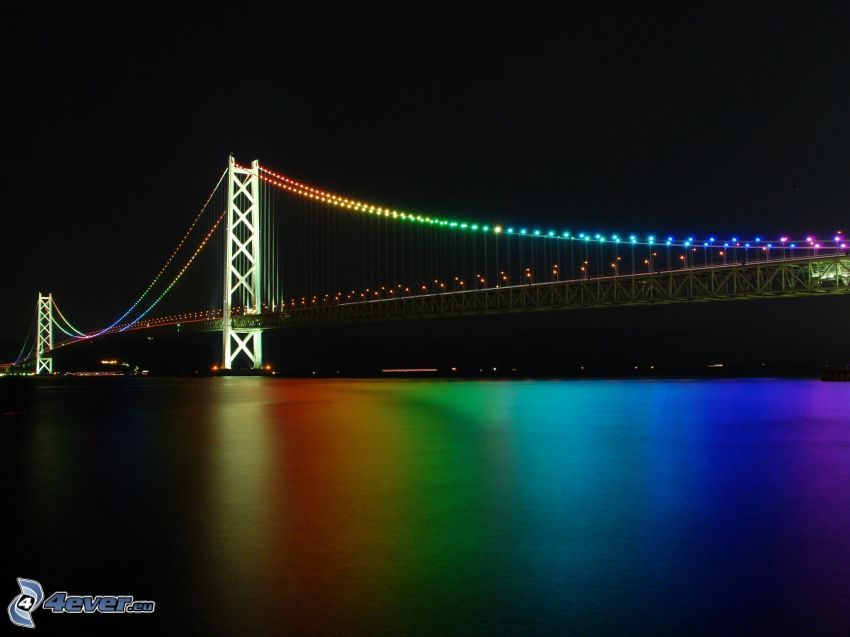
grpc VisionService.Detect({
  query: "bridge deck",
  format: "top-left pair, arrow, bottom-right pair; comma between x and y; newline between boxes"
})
7,254 -> 848,370
223,254 -> 850,329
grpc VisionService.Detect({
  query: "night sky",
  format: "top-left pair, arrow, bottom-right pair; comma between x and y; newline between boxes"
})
2,4 -> 848,355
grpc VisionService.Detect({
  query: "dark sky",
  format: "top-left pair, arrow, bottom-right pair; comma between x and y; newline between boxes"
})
2,4 -> 848,346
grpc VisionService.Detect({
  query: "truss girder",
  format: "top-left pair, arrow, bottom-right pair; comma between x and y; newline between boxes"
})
227,255 -> 849,330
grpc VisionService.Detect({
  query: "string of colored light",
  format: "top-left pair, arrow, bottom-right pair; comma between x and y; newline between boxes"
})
258,164 -> 843,249
13,305 -> 37,364
50,211 -> 223,342
52,317 -> 80,338
51,297 -> 86,336
75,168 -> 227,339
19,341 -> 35,364
119,210 -> 226,332
259,165 -> 496,233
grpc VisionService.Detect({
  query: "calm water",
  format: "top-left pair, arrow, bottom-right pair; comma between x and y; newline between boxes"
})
3,378 -> 849,635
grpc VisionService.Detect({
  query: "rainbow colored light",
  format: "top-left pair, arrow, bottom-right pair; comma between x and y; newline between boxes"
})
259,164 -> 838,250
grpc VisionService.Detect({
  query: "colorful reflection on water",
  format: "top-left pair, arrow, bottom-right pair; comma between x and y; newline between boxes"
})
5,378 -> 850,634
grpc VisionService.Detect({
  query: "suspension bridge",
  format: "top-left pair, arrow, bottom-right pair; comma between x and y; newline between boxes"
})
4,156 -> 849,374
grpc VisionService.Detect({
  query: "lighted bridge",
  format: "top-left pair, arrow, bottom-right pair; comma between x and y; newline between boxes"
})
7,156 -> 849,373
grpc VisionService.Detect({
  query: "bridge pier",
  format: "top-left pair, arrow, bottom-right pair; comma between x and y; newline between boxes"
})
222,155 -> 264,369
223,329 -> 263,370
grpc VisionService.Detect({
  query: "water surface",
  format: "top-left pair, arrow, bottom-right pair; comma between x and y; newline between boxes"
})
4,378 -> 849,635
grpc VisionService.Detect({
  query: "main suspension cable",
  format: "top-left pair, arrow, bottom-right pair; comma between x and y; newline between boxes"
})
120,210 -> 226,332
81,168 -> 227,338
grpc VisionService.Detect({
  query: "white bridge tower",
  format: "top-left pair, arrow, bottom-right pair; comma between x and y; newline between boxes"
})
36,292 -> 53,374
222,155 -> 263,369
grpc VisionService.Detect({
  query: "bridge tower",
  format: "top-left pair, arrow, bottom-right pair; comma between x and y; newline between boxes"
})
222,155 -> 263,369
36,292 -> 53,374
